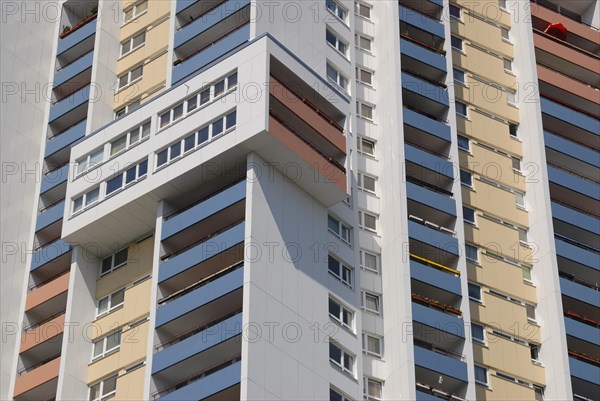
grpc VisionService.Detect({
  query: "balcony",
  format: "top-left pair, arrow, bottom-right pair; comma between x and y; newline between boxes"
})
172,23 -> 250,85
400,38 -> 447,84
569,355 -> 600,399
560,277 -> 600,311
408,220 -> 459,264
556,237 -> 599,273
565,316 -> 600,348
541,97 -> 599,149
402,72 -> 449,117
410,257 -> 461,297
20,313 -> 65,354
56,17 -> 96,61
551,202 -> 599,247
48,85 -> 90,127
405,144 -> 454,189
153,312 -> 242,375
403,107 -> 451,154
174,0 -> 250,50
13,355 -> 60,400
399,5 -> 444,39
44,119 -> 86,159
35,201 -> 65,234
40,164 -> 69,197
53,50 -> 93,99
407,181 -> 456,218
156,266 -> 243,330
548,165 -> 599,215
544,131 -> 599,182
154,359 -> 241,401
414,346 -> 468,394
412,302 -> 464,340
30,239 -> 71,273
162,181 -> 246,241
25,270 -> 69,315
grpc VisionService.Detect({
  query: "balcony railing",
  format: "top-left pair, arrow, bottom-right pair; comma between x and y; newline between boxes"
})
28,269 -> 69,292
565,310 -> 600,328
22,310 -> 66,333
410,253 -> 460,276
569,350 -> 600,367
531,0 -> 599,30
559,271 -> 599,292
412,293 -> 461,316
414,339 -> 466,362
408,215 -> 456,237
59,13 -> 97,39
406,176 -> 453,197
17,352 -> 61,376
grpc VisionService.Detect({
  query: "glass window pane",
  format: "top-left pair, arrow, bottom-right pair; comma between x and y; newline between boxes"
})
98,297 -> 109,314
327,64 -> 337,82
227,72 -> 237,88
460,170 -> 472,186
138,160 -> 148,177
328,255 -> 339,276
89,383 -> 100,401
114,248 -> 128,267
451,35 -> 462,50
330,388 -> 343,401
368,380 -> 381,398
364,214 -> 376,230
106,332 -> 120,350
200,89 -> 210,105
141,122 -> 150,138
187,96 -> 198,112
198,127 -> 209,144
130,66 -> 142,81
132,32 -> 145,48
159,112 -> 170,128
125,166 -> 136,184
172,103 -> 184,120
157,149 -> 168,167
329,298 -> 340,318
328,215 -> 339,233
111,289 -> 124,306
226,111 -> 237,129
111,136 -> 127,156
184,134 -> 195,152
103,376 -> 117,395
118,74 -> 128,88
214,80 -> 225,96
107,174 -> 123,194
468,282 -> 481,300
212,119 -> 223,136
364,252 -> 377,271
93,340 -> 104,357
121,41 -> 131,55
101,257 -> 112,274
136,0 -> 148,13
463,206 -> 475,223
472,323 -> 484,341
329,343 -> 341,363
129,129 -> 140,145
86,187 -> 100,205
363,175 -> 375,192
343,353 -> 352,370
457,134 -> 469,150
361,139 -> 374,154
170,142 -> 181,159
360,69 -> 372,84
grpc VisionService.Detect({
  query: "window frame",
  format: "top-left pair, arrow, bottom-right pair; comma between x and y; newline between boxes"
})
453,68 -> 466,85
363,377 -> 383,401
123,0 -> 148,23
326,0 -> 348,22
326,28 -> 348,56
357,137 -> 375,156
466,243 -> 479,263
358,210 -> 378,232
468,282 -> 482,302
329,341 -> 355,375
120,31 -> 146,57
358,172 -> 377,194
101,248 -> 128,276
354,1 -> 372,19
106,158 -> 148,195
356,101 -> 374,121
96,288 -> 125,317
449,4 -> 461,19
471,322 -> 486,344
76,148 -> 104,176
360,250 -> 379,273
474,365 -> 489,386
356,66 -> 373,86
329,297 -> 354,330
457,134 -> 470,151
72,186 -> 100,214
114,99 -> 140,119
460,169 -> 473,187
362,332 -> 382,358
451,35 -> 463,51
328,214 -> 352,245
361,291 -> 381,315
118,65 -> 143,90
456,101 -> 468,117
326,62 -> 348,90
328,254 -> 353,288
110,121 -> 151,157
355,33 -> 373,52
92,330 -> 122,361
463,205 -> 476,224
89,374 -> 118,401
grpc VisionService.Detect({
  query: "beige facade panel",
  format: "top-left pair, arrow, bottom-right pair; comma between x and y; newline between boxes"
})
467,262 -> 537,305
461,183 -> 528,228
456,113 -> 523,157
451,16 -> 513,58
459,146 -> 526,192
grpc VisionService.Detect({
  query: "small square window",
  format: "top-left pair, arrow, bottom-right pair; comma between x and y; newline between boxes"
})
515,191 -> 525,208
522,265 -> 532,282
509,123 -> 519,137
355,2 -> 371,19
466,244 -> 479,262
460,169 -> 473,187
472,323 -> 485,343
468,282 -> 482,301
457,134 -> 470,151
213,119 -> 224,136
463,206 -> 476,224
453,68 -> 465,84
198,127 -> 209,144
475,365 -> 488,386
451,35 -> 463,50
456,101 -> 468,116
449,4 -> 461,19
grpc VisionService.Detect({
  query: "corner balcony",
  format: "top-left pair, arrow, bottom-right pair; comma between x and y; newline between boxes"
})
13,355 -> 60,401
403,107 -> 451,154
172,23 -> 250,85
30,239 -> 71,274
44,119 -> 86,160
414,345 -> 468,394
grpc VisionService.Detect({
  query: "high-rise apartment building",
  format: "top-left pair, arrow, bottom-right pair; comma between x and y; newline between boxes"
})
1,1 -> 598,401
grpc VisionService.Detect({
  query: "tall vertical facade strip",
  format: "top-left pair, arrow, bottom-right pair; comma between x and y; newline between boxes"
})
1,1 -> 598,401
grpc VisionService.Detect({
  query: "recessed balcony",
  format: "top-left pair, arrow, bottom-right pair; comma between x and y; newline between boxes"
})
13,355 -> 60,401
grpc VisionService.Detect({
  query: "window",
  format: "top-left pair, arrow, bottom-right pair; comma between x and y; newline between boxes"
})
466,244 -> 479,262
468,282 -> 482,301
328,255 -> 353,287
124,0 -> 147,22
328,214 -> 352,244
501,27 -> 511,41
451,35 -> 463,50
118,65 -> 143,89
355,1 -> 371,19
92,331 -> 121,360
356,67 -> 373,86
77,148 -> 104,175
358,137 -> 375,156
89,375 -> 117,401
530,344 -> 540,362
463,206 -> 476,224
359,211 -> 377,232
326,29 -> 347,55
72,187 -> 100,214
457,134 -> 470,151
499,0 -> 507,9
504,58 -> 513,72
460,169 -> 473,187
362,291 -> 381,314
449,4 -> 461,19
110,121 -> 150,156
329,297 -> 354,329
456,101 -> 468,117
512,156 -> 521,171
114,99 -> 140,119
509,123 -> 518,137
101,248 -> 128,276
525,303 -> 536,322
518,227 -> 528,243
515,191 -> 525,208
330,387 -> 354,401
326,0 -> 347,21
329,342 -> 354,374
97,288 -> 125,316
355,34 -> 372,52
326,63 -> 348,90
358,173 -> 376,193
357,101 -> 374,120
364,377 -> 382,401
453,68 -> 465,85
360,250 -> 379,273
474,365 -> 488,386
106,159 -> 148,195
121,31 -> 145,56
363,333 -> 382,357
472,323 -> 485,343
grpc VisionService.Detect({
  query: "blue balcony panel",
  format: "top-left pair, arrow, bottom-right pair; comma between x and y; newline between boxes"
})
541,97 -> 599,136
556,238 -> 599,272
162,181 -> 246,240
548,166 -> 599,201
414,346 -> 468,383
176,0 -> 199,15
40,164 -> 69,195
31,239 -> 71,271
560,277 -> 600,308
172,24 -> 250,85
44,120 -> 86,158
403,107 -> 451,143
48,85 -> 90,124
551,202 -> 599,237
565,317 -> 600,346
400,38 -> 447,73
410,259 -> 461,296
174,0 -> 250,49
399,5 -> 445,39
416,390 -> 440,401
412,302 -> 464,339
36,201 -> 65,232
157,360 -> 241,401
402,72 -> 449,107
56,19 -> 97,57
406,182 -> 456,217
569,356 -> 600,385
53,51 -> 93,88
159,222 -> 245,283
408,220 -> 459,257
405,144 -> 454,180
544,131 -> 599,169
153,313 -> 242,374
156,267 -> 243,328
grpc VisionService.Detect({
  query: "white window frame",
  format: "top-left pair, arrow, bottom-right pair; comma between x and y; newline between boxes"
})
101,248 -> 128,276
326,62 -> 348,90
456,101 -> 468,117
515,191 -> 525,209
329,341 -> 354,375
361,291 -> 381,315
76,148 -> 104,176
460,169 -> 473,187
89,374 -> 118,401
115,99 -> 140,119
357,101 -> 374,121
330,387 -> 355,401
118,65 -> 143,90
463,205 -> 476,224
362,333 -> 382,358
453,68 -> 466,85
328,254 -> 353,288
503,58 -> 513,72
355,33 -> 373,52
451,35 -> 463,51
110,121 -> 151,157
92,331 -> 121,361
358,172 -> 376,194
363,377 -> 383,401
72,186 -> 100,214
120,31 -> 146,57
326,28 -> 348,56
326,0 -> 348,22
457,134 -> 470,151
449,4 -> 461,19
356,66 -> 373,86
357,136 -> 375,156
474,365 -> 489,386
96,288 -> 125,317
471,322 -> 486,344
468,282 -> 482,302
328,214 -> 352,245
123,0 -> 148,23
501,27 -> 511,42
354,1 -> 372,19
329,297 -> 354,330
360,250 -> 379,273
466,243 -> 479,263
359,210 -> 378,232
106,159 -> 148,196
